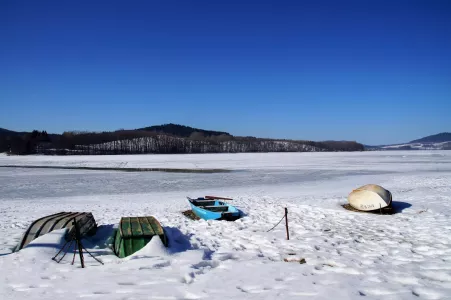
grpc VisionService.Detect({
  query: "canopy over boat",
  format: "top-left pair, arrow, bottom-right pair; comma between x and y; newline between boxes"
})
187,196 -> 241,221
348,184 -> 392,211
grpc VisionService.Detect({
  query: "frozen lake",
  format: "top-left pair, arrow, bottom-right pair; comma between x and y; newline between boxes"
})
1,151 -> 451,299
0,167 -> 391,200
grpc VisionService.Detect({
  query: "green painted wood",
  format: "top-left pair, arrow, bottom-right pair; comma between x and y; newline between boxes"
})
130,217 -> 144,238
113,229 -> 123,258
139,216 -> 156,238
113,216 -> 168,258
120,217 -> 133,238
148,217 -> 168,247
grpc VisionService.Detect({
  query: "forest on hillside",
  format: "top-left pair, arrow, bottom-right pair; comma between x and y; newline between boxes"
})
0,124 -> 364,155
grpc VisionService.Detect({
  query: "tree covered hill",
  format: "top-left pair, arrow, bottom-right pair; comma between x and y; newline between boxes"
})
0,128 -> 28,136
410,132 -> 451,144
0,124 -> 364,155
137,123 -> 231,138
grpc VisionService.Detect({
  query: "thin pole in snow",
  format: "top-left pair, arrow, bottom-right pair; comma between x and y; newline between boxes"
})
74,218 -> 85,268
285,207 -> 290,240
71,240 -> 77,265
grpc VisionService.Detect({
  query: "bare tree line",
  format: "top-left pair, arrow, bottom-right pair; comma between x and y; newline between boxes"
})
1,127 -> 364,155
40,134 -> 363,155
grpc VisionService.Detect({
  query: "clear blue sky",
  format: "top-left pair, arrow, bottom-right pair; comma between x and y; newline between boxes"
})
1,0 -> 450,145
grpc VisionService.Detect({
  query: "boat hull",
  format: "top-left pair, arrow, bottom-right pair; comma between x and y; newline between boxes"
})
188,197 -> 241,221
15,212 -> 97,251
348,184 -> 392,211
113,216 -> 168,258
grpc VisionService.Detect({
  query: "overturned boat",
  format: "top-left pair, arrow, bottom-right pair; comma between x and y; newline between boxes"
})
112,216 -> 168,258
15,212 -> 97,251
348,184 -> 392,211
187,196 -> 241,221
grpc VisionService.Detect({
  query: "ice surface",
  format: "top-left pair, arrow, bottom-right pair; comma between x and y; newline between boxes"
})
1,151 -> 451,172
1,151 -> 451,299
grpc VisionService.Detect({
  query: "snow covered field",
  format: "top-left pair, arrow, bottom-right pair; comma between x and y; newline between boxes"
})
1,151 -> 451,300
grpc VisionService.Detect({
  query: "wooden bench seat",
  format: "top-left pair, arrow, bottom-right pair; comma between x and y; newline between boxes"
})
200,206 -> 229,212
193,200 -> 216,206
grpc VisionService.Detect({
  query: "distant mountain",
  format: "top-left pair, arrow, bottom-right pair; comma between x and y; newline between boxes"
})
365,132 -> 451,151
380,142 -> 451,151
410,132 -> 451,144
137,123 -> 231,138
0,128 -> 27,136
0,128 -> 30,152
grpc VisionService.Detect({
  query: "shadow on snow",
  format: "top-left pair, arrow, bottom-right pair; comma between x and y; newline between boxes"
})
391,201 -> 412,213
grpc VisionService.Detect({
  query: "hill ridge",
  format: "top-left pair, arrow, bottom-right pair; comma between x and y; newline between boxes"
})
137,123 -> 231,138
410,132 -> 451,144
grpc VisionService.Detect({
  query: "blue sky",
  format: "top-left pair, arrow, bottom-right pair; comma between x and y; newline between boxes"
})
1,0 -> 450,145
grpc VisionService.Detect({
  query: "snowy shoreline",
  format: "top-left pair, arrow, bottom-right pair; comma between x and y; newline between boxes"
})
1,151 -> 451,299
0,165 -> 233,173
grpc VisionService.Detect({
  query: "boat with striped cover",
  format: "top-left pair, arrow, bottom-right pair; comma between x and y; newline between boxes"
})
15,212 -> 97,251
112,216 -> 168,258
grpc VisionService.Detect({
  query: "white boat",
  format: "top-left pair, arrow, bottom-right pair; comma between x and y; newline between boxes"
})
348,184 -> 392,211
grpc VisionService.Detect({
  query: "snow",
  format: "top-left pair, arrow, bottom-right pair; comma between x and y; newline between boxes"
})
1,151 -> 451,300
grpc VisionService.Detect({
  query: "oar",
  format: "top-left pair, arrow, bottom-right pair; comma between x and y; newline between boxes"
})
205,195 -> 233,200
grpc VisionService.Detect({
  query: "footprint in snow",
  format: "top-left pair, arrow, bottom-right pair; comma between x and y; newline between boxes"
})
289,291 -> 318,296
139,261 -> 171,270
421,271 -> 451,283
136,280 -> 163,285
115,289 -> 133,294
153,261 -> 171,269
412,287 -> 447,299
391,276 -> 419,285
236,285 -> 269,293
191,260 -> 219,269
10,283 -> 38,292
117,282 -> 135,286
179,292 -> 203,300
181,272 -> 195,284
79,291 -> 111,298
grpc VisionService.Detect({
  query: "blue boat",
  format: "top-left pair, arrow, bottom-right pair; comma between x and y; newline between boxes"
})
187,196 -> 241,221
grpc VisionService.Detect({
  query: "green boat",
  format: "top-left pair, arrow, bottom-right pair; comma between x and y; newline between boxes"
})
112,216 -> 168,258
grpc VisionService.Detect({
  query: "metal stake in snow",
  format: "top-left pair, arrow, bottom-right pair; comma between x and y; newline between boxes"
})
285,207 -> 290,240
266,207 -> 289,240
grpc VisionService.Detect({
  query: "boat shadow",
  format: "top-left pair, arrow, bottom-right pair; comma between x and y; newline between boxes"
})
164,227 -> 194,254
238,209 -> 248,218
391,201 -> 412,213
164,227 -> 215,261
82,224 -> 117,256
24,225 -> 117,257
